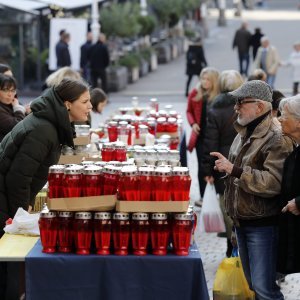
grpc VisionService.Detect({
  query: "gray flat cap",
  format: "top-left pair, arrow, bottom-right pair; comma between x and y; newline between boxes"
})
229,80 -> 273,102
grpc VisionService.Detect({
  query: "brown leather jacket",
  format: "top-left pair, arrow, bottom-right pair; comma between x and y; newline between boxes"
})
224,113 -> 293,220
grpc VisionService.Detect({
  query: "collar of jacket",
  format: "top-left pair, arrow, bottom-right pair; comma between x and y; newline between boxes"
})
234,111 -> 273,139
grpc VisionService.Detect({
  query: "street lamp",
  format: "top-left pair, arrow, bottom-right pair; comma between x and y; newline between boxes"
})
140,0 -> 147,16
91,0 -> 100,43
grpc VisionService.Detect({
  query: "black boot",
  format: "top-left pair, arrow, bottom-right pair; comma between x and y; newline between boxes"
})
226,238 -> 233,258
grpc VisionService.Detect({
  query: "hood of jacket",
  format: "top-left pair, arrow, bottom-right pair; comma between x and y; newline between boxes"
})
30,87 -> 74,148
212,93 -> 236,109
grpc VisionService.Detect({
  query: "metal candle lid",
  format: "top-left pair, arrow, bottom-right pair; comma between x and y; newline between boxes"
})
121,166 -> 138,176
139,166 -> 154,176
113,212 -> 130,220
172,167 -> 189,176
64,166 -> 83,175
157,117 -> 166,123
75,212 -> 92,220
83,166 -> 103,175
95,161 -> 107,167
40,205 -> 56,218
155,166 -> 172,175
167,117 -> 177,124
49,165 -> 65,174
132,212 -> 149,220
103,165 -> 122,174
174,213 -> 193,221
108,121 -> 118,127
81,161 -> 95,166
151,213 -> 168,220
59,211 -> 73,218
94,212 -> 111,220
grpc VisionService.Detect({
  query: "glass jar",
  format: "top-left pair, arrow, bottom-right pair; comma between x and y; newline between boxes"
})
172,167 -> 191,201
134,149 -> 146,167
114,143 -> 127,162
75,124 -> 90,137
57,212 -> 73,253
103,165 -> 121,195
118,121 -> 129,145
48,165 -> 65,198
107,121 -> 118,142
167,117 -> 178,133
118,166 -> 139,201
187,206 -> 197,246
145,150 -> 157,166
172,213 -> 193,256
39,210 -> 57,253
101,143 -> 115,162
150,98 -> 159,112
150,213 -> 169,255
168,150 -> 180,167
112,213 -> 130,255
153,167 -> 172,201
156,150 -> 169,166
82,166 -> 103,196
156,117 -> 167,133
63,166 -> 83,197
94,212 -> 112,255
169,137 -> 180,150
147,120 -> 156,136
131,213 -> 149,256
138,167 -> 154,201
74,212 -> 93,255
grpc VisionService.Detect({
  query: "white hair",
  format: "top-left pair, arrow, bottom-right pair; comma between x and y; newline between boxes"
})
261,36 -> 269,43
279,95 -> 300,119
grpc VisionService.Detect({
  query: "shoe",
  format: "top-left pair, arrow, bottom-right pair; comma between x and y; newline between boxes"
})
194,200 -> 203,207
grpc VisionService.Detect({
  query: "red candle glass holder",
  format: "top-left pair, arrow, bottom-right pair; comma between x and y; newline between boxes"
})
131,213 -> 149,256
150,98 -> 159,112
172,213 -> 193,256
101,143 -> 115,162
150,213 -> 170,255
153,167 -> 172,201
103,166 -> 121,195
112,213 -> 130,255
115,143 -> 127,162
108,121 -> 118,142
119,166 -> 139,201
48,165 -> 65,198
94,212 -> 111,255
74,212 -> 93,255
171,167 -> 191,201
167,117 -> 178,133
138,167 -> 154,201
39,211 -> 58,253
63,166 -> 83,197
57,212 -> 73,253
82,166 -> 103,196
156,117 -> 167,133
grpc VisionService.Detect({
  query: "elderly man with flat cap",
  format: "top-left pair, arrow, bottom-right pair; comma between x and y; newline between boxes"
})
212,80 -> 293,300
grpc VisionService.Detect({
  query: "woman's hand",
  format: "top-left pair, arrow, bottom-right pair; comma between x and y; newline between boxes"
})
282,199 -> 300,215
210,152 -> 233,175
192,123 -> 200,135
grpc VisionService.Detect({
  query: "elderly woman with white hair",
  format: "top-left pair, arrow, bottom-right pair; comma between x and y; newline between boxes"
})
277,94 -> 300,275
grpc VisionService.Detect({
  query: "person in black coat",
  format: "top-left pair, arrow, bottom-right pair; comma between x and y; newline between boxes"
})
55,31 -> 71,68
201,70 -> 244,256
277,95 -> 300,275
88,33 -> 110,93
250,27 -> 264,60
80,32 -> 93,81
185,37 -> 207,97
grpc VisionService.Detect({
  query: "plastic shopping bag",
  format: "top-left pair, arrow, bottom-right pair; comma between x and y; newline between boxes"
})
213,256 -> 255,300
4,207 -> 40,236
199,183 -> 225,232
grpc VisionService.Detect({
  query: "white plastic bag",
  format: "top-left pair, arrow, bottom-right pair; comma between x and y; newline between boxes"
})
199,184 -> 226,233
4,208 -> 40,236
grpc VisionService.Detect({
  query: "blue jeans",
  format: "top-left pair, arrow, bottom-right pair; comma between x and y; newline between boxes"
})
266,75 -> 276,88
238,53 -> 250,76
235,226 -> 283,300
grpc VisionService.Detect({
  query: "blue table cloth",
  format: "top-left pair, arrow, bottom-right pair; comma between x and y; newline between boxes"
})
25,240 -> 209,300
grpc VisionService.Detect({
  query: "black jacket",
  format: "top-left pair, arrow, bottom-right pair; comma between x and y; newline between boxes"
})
232,28 -> 252,55
88,41 -> 110,71
80,41 -> 92,69
277,145 -> 300,274
186,45 -> 207,76
56,40 -> 71,68
250,32 -> 264,59
201,93 -> 237,194
0,88 -> 74,231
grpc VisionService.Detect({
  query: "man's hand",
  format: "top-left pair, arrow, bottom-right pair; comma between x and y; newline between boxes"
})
282,199 -> 300,215
192,123 -> 200,135
204,176 -> 214,184
210,152 -> 233,175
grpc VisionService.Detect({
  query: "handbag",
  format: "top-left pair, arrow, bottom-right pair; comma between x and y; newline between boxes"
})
199,184 -> 225,233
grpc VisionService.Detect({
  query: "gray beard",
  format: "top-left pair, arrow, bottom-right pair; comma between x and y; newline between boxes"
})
237,115 -> 255,126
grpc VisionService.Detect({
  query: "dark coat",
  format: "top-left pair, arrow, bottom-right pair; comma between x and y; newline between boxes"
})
0,88 -> 74,231
201,93 -> 237,194
0,102 -> 25,142
250,32 -> 264,59
88,41 -> 110,71
232,28 -> 252,55
56,40 -> 71,68
277,145 -> 300,274
186,45 -> 207,76
80,41 -> 92,69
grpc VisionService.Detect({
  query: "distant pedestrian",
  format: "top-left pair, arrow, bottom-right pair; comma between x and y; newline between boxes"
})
282,41 -> 300,95
55,31 -> 71,69
248,68 -> 267,81
250,27 -> 264,60
253,36 -> 280,88
0,64 -> 13,77
232,21 -> 252,77
88,33 -> 110,93
185,37 -> 208,97
80,32 -> 93,82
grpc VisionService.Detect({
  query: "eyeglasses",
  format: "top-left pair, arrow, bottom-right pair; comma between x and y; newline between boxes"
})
1,88 -> 17,94
235,98 -> 260,106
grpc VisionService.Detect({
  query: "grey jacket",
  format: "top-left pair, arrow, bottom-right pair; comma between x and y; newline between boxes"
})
224,113 -> 293,220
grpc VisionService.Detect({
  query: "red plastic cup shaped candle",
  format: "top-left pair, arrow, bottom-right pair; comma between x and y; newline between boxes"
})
94,212 -> 112,255
63,165 -> 83,197
57,212 -> 74,253
172,213 -> 193,256
171,167 -> 191,201
101,143 -> 115,162
138,166 -> 154,201
107,121 -> 118,142
82,166 -> 103,196
103,165 -> 121,195
131,213 -> 149,256
48,165 -> 65,198
112,212 -> 130,255
119,166 -> 139,201
153,166 -> 172,201
150,213 -> 170,255
114,142 -> 127,162
73,212 -> 93,255
39,209 -> 58,254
